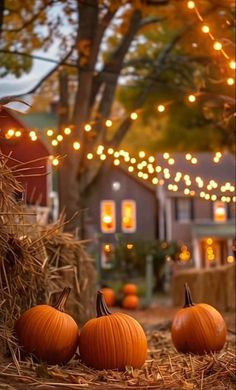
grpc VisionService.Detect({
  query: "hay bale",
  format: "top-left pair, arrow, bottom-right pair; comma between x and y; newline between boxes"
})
172,264 -> 235,311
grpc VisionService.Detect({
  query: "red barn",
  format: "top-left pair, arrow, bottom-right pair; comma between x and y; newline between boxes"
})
0,107 -> 50,207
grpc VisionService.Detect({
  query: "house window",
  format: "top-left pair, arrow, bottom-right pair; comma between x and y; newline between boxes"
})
213,201 -> 226,222
121,200 -> 136,233
100,200 -> 116,233
175,198 -> 192,222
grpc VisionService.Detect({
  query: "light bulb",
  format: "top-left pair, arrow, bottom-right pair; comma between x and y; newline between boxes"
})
201,25 -> 210,33
188,94 -> 196,102
213,41 -> 222,51
187,1 -> 195,9
73,141 -> 80,150
157,104 -> 165,112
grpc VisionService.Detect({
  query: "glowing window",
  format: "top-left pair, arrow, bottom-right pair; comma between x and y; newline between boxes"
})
213,201 -> 226,222
100,201 -> 116,233
121,200 -> 136,233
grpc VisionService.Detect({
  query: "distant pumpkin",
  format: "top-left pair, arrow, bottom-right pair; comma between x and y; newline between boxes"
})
79,290 -> 147,370
171,283 -> 227,355
122,283 -> 138,295
122,294 -> 139,310
100,287 -> 115,307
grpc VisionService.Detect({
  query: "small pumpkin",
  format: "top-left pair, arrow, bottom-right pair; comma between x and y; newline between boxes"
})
122,283 -> 138,295
79,290 -> 147,370
171,283 -> 227,355
122,294 -> 139,310
100,287 -> 115,307
15,287 -> 79,364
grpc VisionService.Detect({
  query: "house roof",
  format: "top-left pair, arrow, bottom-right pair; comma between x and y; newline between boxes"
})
156,152 -> 235,196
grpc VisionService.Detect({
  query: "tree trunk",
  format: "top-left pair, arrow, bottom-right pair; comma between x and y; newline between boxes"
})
0,0 -> 4,40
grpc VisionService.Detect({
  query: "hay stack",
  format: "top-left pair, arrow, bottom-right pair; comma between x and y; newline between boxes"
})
172,264 -> 235,311
0,153 -> 96,358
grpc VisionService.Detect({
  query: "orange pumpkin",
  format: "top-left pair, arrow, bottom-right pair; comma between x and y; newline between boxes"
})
79,290 -> 147,370
171,283 -> 227,355
122,283 -> 138,295
15,287 -> 79,364
100,287 -> 115,307
122,294 -> 139,310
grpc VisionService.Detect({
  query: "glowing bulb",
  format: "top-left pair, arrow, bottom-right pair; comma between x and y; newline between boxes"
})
191,157 -> 198,164
131,158 -> 136,164
108,148 -> 114,155
187,1 -> 195,9
227,256 -> 234,263
227,78 -> 234,85
184,188 -> 190,195
87,153 -> 93,160
130,112 -> 138,120
163,152 -> 169,159
84,124 -> 92,132
57,134 -> 63,142
213,41 -> 222,51
15,130 -> 22,137
168,158 -> 175,165
51,139 -> 58,146
152,178 -> 158,184
31,136 -> 37,141
52,158 -> 59,166
128,166 -> 134,172
157,104 -> 165,113
114,159 -> 120,166
211,194 -> 217,201
229,60 -> 236,69
148,156 -> 155,163
201,25 -> 210,33
139,151 -> 145,158
188,94 -> 196,103
185,153 -> 192,160
73,141 -> 80,150
47,129 -> 54,137
105,119 -> 112,127
29,130 -> 36,138
7,129 -> 15,137
100,154 -> 106,160
64,127 -> 71,135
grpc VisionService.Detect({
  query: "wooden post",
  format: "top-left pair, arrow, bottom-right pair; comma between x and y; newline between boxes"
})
145,254 -> 153,307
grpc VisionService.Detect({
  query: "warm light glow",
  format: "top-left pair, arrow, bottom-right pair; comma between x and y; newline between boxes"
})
157,104 -> 165,113
227,78 -> 234,85
15,130 -> 22,137
29,130 -> 36,138
213,41 -> 222,51
163,153 -> 169,159
128,166 -> 134,172
206,238 -> 213,245
127,244 -> 134,250
52,158 -> 59,166
184,188 -> 190,195
100,154 -> 106,160
114,159 -> 120,166
139,151 -> 145,158
201,25 -> 210,33
51,139 -> 58,146
191,157 -> 198,164
187,1 -> 195,9
130,157 -> 136,164
47,129 -> 54,137
57,134 -> 63,142
152,178 -> 158,184
105,119 -> 112,127
108,148 -> 114,155
229,60 -> 236,69
130,112 -> 138,120
211,194 -> 217,201
87,153 -> 93,160
101,201 -> 116,233
227,256 -> 234,264
188,94 -> 196,103
168,158 -> 175,165
7,129 -> 15,137
64,127 -> 71,135
148,156 -> 155,163
122,200 -> 136,232
31,135 -> 37,142
185,153 -> 192,160
73,141 -> 80,150
84,124 -> 92,132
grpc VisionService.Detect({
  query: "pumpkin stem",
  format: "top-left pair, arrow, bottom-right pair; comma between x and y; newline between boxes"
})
53,287 -> 71,312
96,290 -> 112,317
183,283 -> 194,308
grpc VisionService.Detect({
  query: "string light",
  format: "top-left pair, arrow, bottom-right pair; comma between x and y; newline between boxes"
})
84,124 -> 92,132
47,129 -> 54,137
139,151 -> 145,158
188,94 -> 196,103
64,127 -> 71,135
57,134 -> 63,142
108,148 -> 114,155
87,153 -> 93,160
7,129 -> 15,137
201,25 -> 210,33
29,130 -> 36,138
187,1 -> 195,9
73,141 -> 80,150
229,60 -> 236,69
51,139 -> 58,146
130,112 -> 138,120
114,159 -> 120,166
15,130 -> 22,137
227,78 -> 234,85
157,104 -> 165,113
213,41 -> 223,51
105,120 -> 112,127
52,158 -> 59,166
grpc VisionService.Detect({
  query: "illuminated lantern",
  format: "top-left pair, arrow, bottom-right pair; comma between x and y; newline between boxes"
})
100,201 -> 116,233
121,200 -> 136,233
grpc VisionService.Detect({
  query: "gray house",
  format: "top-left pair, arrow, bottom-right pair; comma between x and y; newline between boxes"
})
156,152 -> 235,268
